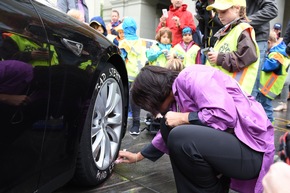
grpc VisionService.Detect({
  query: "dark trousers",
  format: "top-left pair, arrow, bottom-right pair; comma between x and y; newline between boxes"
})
167,125 -> 263,193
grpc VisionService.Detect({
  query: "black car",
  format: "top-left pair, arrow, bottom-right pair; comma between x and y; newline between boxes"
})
0,0 -> 129,192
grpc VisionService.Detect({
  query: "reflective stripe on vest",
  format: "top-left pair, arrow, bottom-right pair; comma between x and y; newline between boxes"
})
206,23 -> 260,94
259,52 -> 290,99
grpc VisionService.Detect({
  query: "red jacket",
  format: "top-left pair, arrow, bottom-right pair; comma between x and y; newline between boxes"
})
156,4 -> 196,46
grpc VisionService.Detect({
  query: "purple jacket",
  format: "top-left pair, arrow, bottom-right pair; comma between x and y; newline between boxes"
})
152,65 -> 275,193
0,60 -> 33,94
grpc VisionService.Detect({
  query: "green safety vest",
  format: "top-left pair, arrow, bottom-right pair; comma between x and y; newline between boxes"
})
147,44 -> 171,67
10,34 -> 59,67
206,23 -> 260,95
173,43 -> 200,67
119,39 -> 147,82
259,52 -> 290,99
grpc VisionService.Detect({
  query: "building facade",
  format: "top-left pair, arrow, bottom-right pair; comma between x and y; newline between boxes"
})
90,0 -> 288,39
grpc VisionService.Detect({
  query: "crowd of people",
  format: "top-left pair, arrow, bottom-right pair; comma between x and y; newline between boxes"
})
57,0 -> 290,192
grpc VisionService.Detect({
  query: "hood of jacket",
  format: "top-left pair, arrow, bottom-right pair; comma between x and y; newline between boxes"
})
122,17 -> 138,40
90,16 -> 107,36
169,4 -> 188,12
270,41 -> 288,57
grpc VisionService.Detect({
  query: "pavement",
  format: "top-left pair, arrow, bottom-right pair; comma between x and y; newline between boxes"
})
55,99 -> 290,193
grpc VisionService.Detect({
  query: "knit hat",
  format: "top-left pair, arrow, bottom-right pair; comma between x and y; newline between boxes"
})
274,23 -> 282,30
182,27 -> 192,36
206,0 -> 246,11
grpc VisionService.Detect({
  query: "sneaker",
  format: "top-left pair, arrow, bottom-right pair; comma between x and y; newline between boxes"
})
273,102 -> 287,111
129,121 -> 140,135
129,125 -> 140,135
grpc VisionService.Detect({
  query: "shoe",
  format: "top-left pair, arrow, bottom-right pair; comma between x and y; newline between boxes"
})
129,121 -> 140,135
286,124 -> 290,129
273,102 -> 287,111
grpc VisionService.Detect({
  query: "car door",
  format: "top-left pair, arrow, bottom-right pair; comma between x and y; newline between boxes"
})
0,0 -> 50,192
30,0 -> 97,190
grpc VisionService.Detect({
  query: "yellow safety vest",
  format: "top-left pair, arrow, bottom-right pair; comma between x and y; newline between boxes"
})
10,34 -> 59,67
147,44 -> 171,67
119,39 -> 147,82
206,23 -> 260,94
259,52 -> 290,99
173,43 -> 200,67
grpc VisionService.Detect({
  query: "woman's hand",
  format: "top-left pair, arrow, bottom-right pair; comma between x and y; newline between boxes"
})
115,150 -> 144,164
164,111 -> 189,127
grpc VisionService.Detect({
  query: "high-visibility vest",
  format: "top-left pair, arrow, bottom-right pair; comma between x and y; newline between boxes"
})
147,44 -> 171,67
259,52 -> 290,99
206,22 -> 260,94
173,43 -> 200,67
9,34 -> 59,67
119,39 -> 147,82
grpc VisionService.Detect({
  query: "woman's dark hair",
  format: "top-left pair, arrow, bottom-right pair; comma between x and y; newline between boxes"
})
131,66 -> 179,115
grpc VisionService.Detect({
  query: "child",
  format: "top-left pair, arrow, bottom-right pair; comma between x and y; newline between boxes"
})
89,16 -> 107,36
67,9 -> 85,23
146,27 -> 172,67
256,31 -> 290,122
112,24 -> 124,46
166,57 -> 184,72
172,27 -> 201,67
206,0 -> 260,95
118,17 -> 147,135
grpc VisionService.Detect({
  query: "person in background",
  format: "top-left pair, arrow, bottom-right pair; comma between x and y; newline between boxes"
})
274,20 -> 290,113
112,24 -> 124,46
166,57 -> 184,72
246,0 -> 278,98
195,0 -> 224,48
118,17 -> 147,135
256,31 -> 290,122
156,0 -> 196,46
57,0 -> 89,23
206,0 -> 260,95
89,16 -> 108,36
146,27 -> 173,67
116,64 -> 274,193
106,10 -> 122,36
172,27 -> 201,66
273,23 -> 283,44
67,9 -> 85,23
262,162 -> 290,193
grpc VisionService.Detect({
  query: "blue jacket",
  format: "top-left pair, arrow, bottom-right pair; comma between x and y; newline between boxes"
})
90,16 -> 107,36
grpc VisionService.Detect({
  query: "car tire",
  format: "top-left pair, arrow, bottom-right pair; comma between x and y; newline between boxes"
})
73,62 -> 126,186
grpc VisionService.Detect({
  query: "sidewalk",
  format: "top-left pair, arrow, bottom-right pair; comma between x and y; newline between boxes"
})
56,100 -> 290,193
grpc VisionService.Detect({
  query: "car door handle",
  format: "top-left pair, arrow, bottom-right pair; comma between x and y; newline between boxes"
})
61,38 -> 83,56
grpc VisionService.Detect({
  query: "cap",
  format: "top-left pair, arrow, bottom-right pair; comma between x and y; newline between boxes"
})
182,27 -> 192,36
89,20 -> 101,27
206,0 -> 246,11
274,23 -> 282,30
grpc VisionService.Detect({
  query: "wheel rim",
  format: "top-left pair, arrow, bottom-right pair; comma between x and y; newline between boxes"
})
91,78 -> 123,170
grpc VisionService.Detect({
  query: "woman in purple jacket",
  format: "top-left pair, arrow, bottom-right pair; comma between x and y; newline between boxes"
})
117,65 -> 274,193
